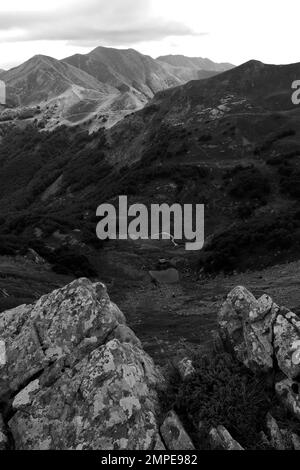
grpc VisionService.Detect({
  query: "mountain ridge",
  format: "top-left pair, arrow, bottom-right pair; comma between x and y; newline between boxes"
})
0,46 -> 233,129
157,54 -> 234,72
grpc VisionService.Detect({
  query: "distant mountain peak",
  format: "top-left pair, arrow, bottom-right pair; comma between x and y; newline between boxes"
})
0,45 -> 234,130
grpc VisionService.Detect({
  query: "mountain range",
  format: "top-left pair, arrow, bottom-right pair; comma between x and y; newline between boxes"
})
0,58 -> 300,273
0,46 -> 234,129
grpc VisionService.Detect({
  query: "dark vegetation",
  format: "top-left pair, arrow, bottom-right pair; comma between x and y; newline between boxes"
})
1,120 -> 300,277
160,352 -> 276,449
200,208 -> 300,274
224,165 -> 271,202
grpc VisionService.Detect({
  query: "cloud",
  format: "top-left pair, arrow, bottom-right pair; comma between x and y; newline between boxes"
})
0,0 -> 202,46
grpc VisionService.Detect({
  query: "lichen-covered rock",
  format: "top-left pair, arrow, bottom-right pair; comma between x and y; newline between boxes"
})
276,379 -> 300,420
0,278 -> 162,450
154,435 -> 166,450
209,426 -> 244,450
160,411 -> 195,450
218,287 -> 278,372
175,357 -> 195,381
109,324 -> 142,348
273,309 -> 300,380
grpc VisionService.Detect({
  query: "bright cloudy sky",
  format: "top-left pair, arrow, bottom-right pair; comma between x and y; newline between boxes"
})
0,0 -> 299,69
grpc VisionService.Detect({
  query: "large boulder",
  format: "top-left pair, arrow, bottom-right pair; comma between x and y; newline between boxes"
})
273,309 -> 300,380
218,286 -> 278,372
0,278 -> 162,450
219,286 -> 300,385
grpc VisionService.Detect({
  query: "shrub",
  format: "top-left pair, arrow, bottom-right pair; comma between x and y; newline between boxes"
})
200,209 -> 300,273
160,353 -> 274,449
280,170 -> 300,200
228,168 -> 271,201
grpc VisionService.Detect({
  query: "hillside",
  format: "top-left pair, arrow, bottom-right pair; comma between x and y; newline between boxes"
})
1,55 -> 111,106
0,59 -> 300,266
64,47 -> 227,99
157,54 -> 234,72
64,46 -> 182,98
0,58 -> 300,361
0,47 -> 227,130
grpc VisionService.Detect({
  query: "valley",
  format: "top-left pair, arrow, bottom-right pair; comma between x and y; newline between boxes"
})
0,55 -> 300,365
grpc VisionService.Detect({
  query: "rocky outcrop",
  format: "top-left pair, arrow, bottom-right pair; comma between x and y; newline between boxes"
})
218,286 -> 278,373
0,278 -> 162,450
273,310 -> 300,380
160,411 -> 195,450
275,379 -> 300,420
218,286 -> 300,420
174,357 -> 195,382
209,426 -> 244,450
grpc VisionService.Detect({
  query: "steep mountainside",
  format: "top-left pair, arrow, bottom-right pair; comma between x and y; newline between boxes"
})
64,46 -> 182,98
1,59 -> 300,363
1,59 -> 300,276
1,55 -> 112,106
0,55 -> 137,129
0,47 -> 228,130
64,47 -> 227,99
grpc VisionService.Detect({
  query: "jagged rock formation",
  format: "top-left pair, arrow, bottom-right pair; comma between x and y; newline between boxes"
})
219,286 -> 300,420
0,278 -> 163,450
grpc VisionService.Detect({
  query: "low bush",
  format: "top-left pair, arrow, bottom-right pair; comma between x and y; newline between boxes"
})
200,209 -> 300,273
227,167 -> 271,201
160,353 -> 274,449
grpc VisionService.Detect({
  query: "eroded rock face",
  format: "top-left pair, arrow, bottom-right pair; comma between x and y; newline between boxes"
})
0,278 -> 162,450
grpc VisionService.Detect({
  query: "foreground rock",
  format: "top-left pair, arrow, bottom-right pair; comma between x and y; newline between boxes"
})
0,278 -> 162,450
218,287 -> 278,372
175,357 -> 195,381
266,414 -> 287,450
209,426 -> 244,450
275,379 -> 300,420
218,286 -> 300,421
160,411 -> 195,450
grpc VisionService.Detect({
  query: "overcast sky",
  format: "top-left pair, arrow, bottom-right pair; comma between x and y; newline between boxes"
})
0,0 -> 299,70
